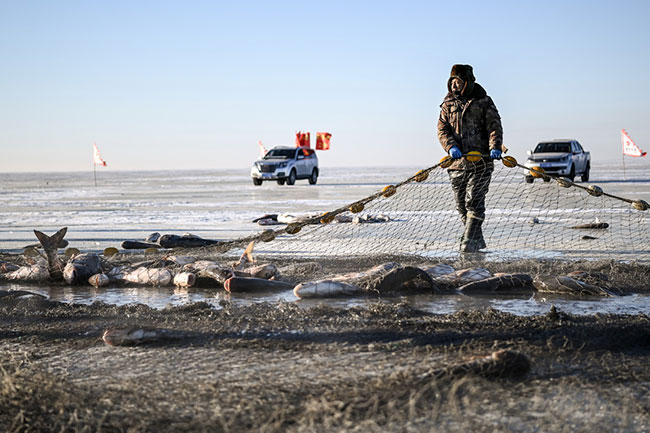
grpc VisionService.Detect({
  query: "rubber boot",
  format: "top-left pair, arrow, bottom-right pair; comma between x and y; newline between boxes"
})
461,214 -> 485,253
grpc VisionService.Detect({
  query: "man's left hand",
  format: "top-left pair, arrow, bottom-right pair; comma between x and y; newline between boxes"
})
490,149 -> 502,160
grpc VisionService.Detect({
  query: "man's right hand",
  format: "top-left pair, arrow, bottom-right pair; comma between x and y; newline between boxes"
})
449,146 -> 462,159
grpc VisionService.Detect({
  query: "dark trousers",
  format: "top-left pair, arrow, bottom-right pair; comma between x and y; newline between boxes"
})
448,165 -> 493,249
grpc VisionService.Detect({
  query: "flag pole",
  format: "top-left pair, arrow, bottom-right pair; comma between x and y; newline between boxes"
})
94,163 -> 97,187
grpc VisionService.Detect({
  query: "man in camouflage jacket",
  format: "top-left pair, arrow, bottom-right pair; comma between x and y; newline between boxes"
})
437,64 -> 504,252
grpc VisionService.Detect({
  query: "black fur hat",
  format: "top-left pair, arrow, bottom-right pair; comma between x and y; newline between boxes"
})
447,64 -> 475,96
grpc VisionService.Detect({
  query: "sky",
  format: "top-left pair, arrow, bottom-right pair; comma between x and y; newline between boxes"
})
1,0 -> 650,172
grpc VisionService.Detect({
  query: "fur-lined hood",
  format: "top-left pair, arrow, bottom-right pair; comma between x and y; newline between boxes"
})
446,64 -> 480,98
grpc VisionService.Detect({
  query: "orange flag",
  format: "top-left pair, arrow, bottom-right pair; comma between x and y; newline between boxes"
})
316,132 -> 331,150
295,131 -> 310,148
93,142 -> 107,166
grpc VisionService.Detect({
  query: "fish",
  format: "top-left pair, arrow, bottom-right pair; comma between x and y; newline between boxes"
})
163,255 -> 196,266
457,274 -> 534,294
121,267 -> 173,286
351,214 -> 391,224
145,232 -> 161,243
533,275 -> 616,297
0,261 -> 20,274
173,271 -> 196,288
121,240 -> 160,250
569,222 -> 609,229
233,241 -> 255,271
437,268 -> 492,285
252,214 -> 279,223
158,233 -> 222,248
102,327 -> 181,346
63,253 -> 103,285
89,273 -> 110,288
33,227 -> 68,280
277,213 -> 319,224
183,260 -> 234,286
23,238 -> 69,249
294,262 -> 434,298
245,263 -> 279,280
294,280 -> 364,298
3,259 -> 50,282
224,276 -> 295,293
424,263 -> 455,278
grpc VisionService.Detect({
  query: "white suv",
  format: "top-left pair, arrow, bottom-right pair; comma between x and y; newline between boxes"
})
251,146 -> 319,186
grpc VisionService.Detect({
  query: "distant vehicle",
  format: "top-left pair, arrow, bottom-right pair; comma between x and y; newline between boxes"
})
250,146 -> 319,186
524,139 -> 590,183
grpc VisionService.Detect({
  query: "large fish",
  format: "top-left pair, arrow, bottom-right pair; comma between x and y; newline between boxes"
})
2,259 -> 50,282
102,327 -> 182,346
233,241 -> 256,271
224,276 -> 294,293
120,240 -> 160,250
424,263 -> 455,278
117,267 -> 173,286
158,233 -> 222,248
63,253 -> 103,285
0,260 -> 20,274
457,274 -> 534,294
533,275 -> 616,297
244,263 -> 279,280
89,273 -> 110,288
294,280 -> 364,298
294,263 -> 435,299
173,271 -> 196,288
33,227 -> 68,280
183,260 -> 234,286
435,268 -> 492,286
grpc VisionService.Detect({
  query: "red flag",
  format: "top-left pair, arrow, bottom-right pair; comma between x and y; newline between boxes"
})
622,129 -> 646,157
258,140 -> 268,158
295,131 -> 310,148
93,142 -> 107,166
316,132 -> 331,151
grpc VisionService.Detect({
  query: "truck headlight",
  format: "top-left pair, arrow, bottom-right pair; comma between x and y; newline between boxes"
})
278,162 -> 287,168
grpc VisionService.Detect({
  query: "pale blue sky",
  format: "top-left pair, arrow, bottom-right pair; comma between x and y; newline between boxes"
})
1,0 -> 649,172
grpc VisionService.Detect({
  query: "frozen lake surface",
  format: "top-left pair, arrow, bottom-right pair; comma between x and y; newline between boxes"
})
1,160 -> 649,315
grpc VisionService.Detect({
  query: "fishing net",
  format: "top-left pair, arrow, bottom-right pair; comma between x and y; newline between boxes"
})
214,155 -> 650,264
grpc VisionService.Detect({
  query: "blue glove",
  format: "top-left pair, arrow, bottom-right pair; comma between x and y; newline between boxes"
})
490,149 -> 502,160
449,146 -> 462,159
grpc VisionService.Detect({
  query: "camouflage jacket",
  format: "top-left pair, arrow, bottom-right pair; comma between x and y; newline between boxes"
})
437,83 -> 503,170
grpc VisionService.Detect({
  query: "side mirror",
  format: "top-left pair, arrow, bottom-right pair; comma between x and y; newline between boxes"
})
297,155 -> 304,160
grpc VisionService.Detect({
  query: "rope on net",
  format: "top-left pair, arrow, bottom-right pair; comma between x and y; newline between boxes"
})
196,153 -> 648,261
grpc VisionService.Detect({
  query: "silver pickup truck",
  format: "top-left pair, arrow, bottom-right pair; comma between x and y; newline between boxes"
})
524,139 -> 590,183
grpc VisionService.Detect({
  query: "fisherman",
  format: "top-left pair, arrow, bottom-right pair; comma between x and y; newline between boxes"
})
437,64 -> 504,252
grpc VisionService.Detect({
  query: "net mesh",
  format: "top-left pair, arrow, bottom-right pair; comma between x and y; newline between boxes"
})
215,157 -> 650,264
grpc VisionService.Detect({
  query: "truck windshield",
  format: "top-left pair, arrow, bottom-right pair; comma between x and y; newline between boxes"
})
534,142 -> 571,153
264,149 -> 295,159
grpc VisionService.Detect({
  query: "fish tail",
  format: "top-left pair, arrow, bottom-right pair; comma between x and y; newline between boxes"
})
242,241 -> 255,263
34,227 -> 67,252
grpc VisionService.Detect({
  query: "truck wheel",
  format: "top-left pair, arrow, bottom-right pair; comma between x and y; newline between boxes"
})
253,178 -> 263,186
308,168 -> 318,185
287,169 -> 296,185
277,179 -> 286,185
581,163 -> 590,182
567,165 -> 575,182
